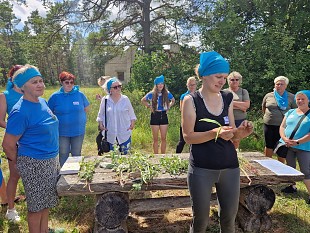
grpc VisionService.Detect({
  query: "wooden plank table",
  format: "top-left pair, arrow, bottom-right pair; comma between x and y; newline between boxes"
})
56,152 -> 304,232
57,151 -> 304,196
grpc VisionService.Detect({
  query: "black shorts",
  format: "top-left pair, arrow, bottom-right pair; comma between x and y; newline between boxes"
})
150,111 -> 168,125
263,124 -> 280,149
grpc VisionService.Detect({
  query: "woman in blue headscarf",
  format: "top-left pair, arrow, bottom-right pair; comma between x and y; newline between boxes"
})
279,90 -> 310,204
262,76 -> 297,163
182,51 -> 253,233
141,75 -> 175,154
97,77 -> 136,154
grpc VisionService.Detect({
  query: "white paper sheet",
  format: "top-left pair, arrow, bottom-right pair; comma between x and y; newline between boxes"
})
254,159 -> 304,176
60,156 -> 83,175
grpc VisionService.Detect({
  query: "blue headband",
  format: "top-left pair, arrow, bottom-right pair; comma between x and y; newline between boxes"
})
295,90 -> 310,102
107,77 -> 118,91
154,75 -> 164,85
13,68 -> 42,88
198,51 -> 230,77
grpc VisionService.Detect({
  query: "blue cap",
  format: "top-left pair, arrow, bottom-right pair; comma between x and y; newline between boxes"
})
154,75 -> 164,85
295,90 -> 310,102
198,51 -> 230,77
107,77 -> 118,91
13,68 -> 42,88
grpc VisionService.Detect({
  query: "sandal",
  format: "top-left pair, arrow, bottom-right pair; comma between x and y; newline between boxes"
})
14,195 -> 26,203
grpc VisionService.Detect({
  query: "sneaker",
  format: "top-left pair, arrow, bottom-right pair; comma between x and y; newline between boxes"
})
281,185 -> 297,194
6,208 -> 21,222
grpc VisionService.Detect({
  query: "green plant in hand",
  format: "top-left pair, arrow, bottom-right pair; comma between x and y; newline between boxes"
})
199,118 -> 222,141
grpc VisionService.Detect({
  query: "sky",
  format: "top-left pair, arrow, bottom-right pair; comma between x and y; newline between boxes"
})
11,0 -> 200,47
12,0 -> 49,28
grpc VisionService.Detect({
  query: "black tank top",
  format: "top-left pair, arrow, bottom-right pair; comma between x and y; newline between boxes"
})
189,90 -> 239,170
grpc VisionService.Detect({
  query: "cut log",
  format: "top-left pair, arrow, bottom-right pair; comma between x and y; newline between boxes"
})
94,192 -> 129,233
237,203 -> 261,233
239,184 -> 275,215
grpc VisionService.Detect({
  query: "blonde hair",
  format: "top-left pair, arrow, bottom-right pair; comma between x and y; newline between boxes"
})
12,64 -> 39,81
97,76 -> 111,87
274,76 -> 289,85
227,71 -> 243,84
187,76 -> 196,85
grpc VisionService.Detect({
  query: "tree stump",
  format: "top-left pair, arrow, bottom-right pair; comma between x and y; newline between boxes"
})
94,191 -> 129,233
237,184 -> 275,232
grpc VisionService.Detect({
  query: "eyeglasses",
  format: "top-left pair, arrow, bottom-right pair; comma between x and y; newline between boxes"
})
64,80 -> 74,85
230,79 -> 239,82
189,84 -> 197,87
111,85 -> 122,90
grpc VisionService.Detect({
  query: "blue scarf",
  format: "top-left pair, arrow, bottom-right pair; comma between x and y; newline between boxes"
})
274,89 -> 288,110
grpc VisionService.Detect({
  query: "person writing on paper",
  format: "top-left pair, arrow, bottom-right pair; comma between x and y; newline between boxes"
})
182,51 -> 253,232
279,90 -> 310,204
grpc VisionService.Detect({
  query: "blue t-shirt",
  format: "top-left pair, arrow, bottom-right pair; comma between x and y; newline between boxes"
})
48,86 -> 90,137
280,109 -> 310,152
6,97 -> 59,160
145,91 -> 174,111
3,88 -> 23,114
180,90 -> 190,101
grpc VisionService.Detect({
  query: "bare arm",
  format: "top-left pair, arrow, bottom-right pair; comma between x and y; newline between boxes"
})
169,97 -> 175,109
2,133 -> 21,163
141,95 -> 152,111
233,100 -> 250,112
84,105 -> 90,113
0,94 -> 8,128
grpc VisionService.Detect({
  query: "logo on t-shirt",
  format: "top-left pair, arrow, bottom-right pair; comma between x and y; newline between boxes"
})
73,101 -> 80,105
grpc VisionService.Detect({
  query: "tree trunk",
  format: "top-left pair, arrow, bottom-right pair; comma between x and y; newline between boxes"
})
94,192 -> 129,233
237,185 -> 275,232
239,184 -> 275,214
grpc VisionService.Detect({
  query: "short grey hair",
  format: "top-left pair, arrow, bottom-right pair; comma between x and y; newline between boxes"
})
274,76 -> 289,85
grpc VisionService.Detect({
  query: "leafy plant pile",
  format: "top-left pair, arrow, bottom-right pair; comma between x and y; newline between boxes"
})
78,157 -> 101,192
109,151 -> 189,190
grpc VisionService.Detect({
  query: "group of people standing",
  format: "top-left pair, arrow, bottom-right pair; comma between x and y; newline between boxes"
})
0,65 -> 90,232
0,49 -> 309,233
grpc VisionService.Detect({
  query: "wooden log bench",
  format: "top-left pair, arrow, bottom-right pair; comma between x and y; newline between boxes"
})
57,152 -> 304,232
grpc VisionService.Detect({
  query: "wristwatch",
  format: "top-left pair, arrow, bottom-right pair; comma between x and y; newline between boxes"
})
296,140 -> 300,145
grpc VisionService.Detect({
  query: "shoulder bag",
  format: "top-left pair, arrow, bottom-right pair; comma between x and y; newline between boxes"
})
274,109 -> 310,158
101,98 -> 110,153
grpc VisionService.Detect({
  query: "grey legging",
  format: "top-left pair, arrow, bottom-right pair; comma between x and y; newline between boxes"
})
188,165 -> 240,233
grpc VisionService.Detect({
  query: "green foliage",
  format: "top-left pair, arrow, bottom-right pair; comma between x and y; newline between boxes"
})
128,47 -> 199,101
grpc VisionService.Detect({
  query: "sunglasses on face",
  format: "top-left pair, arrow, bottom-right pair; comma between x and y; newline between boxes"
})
63,80 -> 74,85
111,85 -> 122,90
230,79 -> 239,82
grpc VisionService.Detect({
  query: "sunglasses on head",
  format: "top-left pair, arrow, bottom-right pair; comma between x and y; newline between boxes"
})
111,85 -> 122,90
63,80 -> 74,85
230,79 -> 239,81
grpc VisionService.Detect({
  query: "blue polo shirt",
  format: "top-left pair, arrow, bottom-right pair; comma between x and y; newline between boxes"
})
6,97 -> 59,160
145,91 -> 174,111
48,86 -> 90,137
180,90 -> 190,101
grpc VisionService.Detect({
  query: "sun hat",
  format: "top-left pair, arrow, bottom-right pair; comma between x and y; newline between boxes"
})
154,75 -> 164,85
198,51 -> 230,77
13,67 -> 42,88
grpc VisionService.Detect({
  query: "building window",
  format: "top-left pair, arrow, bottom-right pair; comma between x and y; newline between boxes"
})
117,72 -> 124,81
